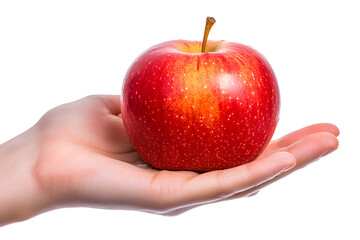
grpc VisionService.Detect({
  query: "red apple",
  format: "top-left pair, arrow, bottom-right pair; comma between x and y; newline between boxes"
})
121,18 -> 280,171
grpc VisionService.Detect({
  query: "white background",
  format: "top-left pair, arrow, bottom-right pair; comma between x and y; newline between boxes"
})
0,0 -> 359,239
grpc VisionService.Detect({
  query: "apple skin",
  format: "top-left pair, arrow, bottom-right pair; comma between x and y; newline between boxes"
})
121,40 -> 280,171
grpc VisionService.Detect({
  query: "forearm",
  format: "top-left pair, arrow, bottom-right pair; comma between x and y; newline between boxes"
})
0,128 -> 49,226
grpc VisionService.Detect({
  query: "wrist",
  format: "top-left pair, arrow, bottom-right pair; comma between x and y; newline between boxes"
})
0,127 -> 51,226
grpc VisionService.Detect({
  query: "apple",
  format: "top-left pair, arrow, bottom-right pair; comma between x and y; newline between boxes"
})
121,17 -> 280,171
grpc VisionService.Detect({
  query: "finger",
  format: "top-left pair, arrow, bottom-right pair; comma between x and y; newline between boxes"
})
276,123 -> 340,147
98,113 -> 133,153
92,95 -> 122,115
261,123 -> 339,157
240,131 -> 339,196
157,152 -> 295,214
174,152 -> 296,208
285,131 -> 339,169
84,95 -> 133,153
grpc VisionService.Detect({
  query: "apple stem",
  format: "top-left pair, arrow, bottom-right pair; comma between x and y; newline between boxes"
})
201,17 -> 216,53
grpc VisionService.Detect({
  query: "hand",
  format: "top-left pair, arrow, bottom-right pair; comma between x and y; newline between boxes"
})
0,95 -> 339,225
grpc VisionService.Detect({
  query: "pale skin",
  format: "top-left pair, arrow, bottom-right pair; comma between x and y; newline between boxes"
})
0,95 -> 339,226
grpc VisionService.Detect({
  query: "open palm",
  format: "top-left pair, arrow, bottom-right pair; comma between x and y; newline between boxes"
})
33,95 -> 339,215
